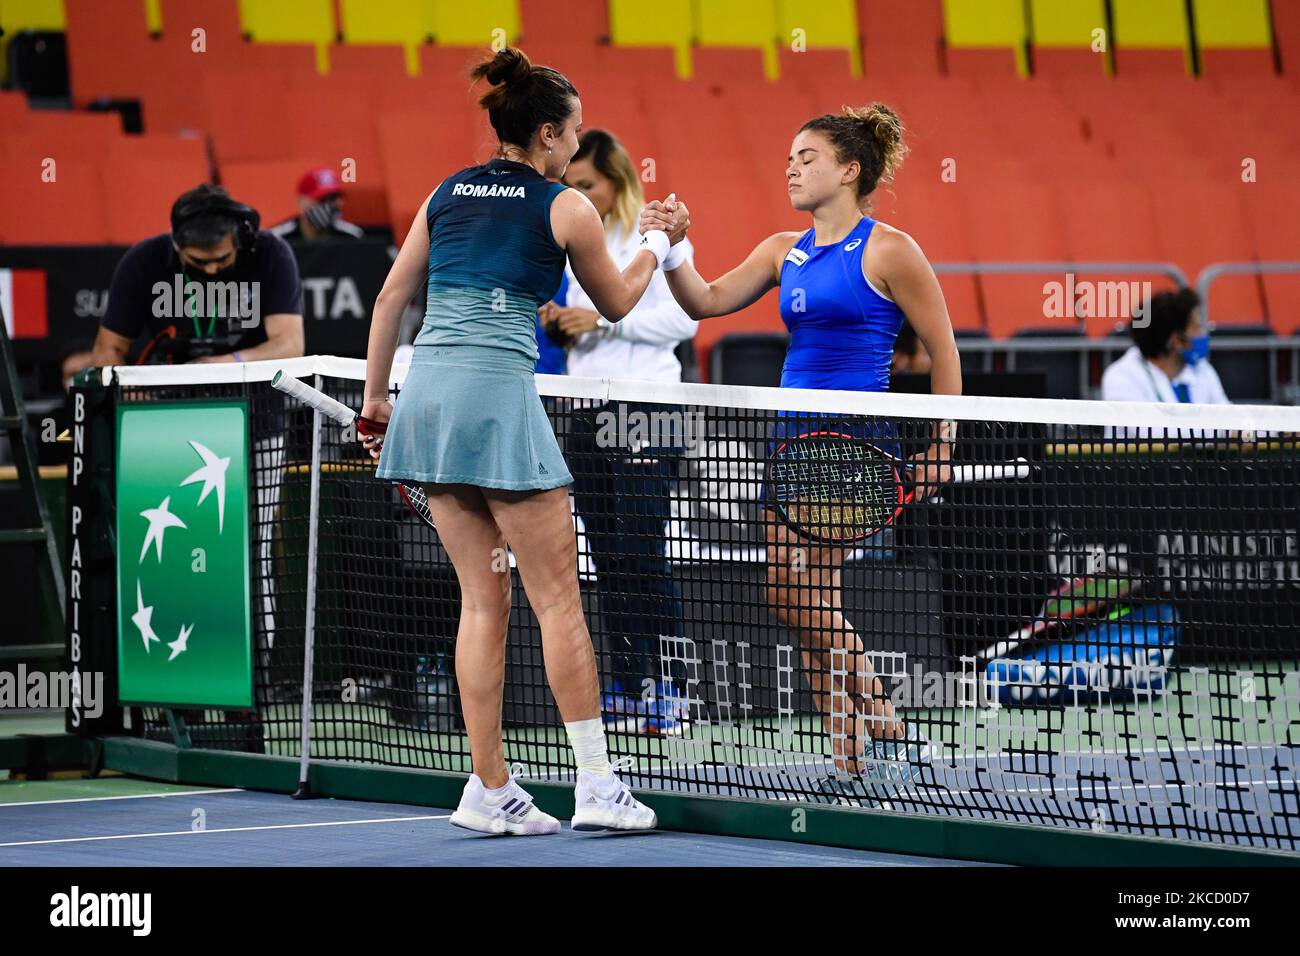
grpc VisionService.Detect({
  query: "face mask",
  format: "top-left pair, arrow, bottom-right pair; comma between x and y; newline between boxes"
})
1181,333 -> 1210,367
306,198 -> 341,232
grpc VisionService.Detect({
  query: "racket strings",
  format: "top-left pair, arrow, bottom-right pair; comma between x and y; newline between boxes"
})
771,439 -> 900,541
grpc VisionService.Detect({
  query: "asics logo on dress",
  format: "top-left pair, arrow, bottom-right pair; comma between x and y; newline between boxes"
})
451,183 -> 526,198
844,238 -> 862,251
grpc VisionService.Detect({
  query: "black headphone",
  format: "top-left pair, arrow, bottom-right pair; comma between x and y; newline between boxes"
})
170,186 -> 261,252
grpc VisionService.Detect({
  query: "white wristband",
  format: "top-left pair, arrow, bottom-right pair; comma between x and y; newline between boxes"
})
637,229 -> 670,268
663,240 -> 689,271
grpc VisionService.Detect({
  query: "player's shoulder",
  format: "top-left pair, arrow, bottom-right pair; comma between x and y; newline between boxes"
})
762,230 -> 805,258
865,220 -> 921,256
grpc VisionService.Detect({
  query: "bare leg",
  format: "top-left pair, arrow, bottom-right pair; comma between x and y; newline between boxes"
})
483,486 -> 599,724
421,483 -> 513,789
764,519 -> 903,776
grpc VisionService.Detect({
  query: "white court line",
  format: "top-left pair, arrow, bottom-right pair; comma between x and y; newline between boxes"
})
0,789 -> 244,808
0,814 -> 452,848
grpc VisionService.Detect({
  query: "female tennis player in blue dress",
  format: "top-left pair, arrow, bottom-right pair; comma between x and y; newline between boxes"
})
642,104 -> 961,801
360,48 -> 685,835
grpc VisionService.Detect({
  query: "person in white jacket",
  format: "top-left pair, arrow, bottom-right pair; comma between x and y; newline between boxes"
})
540,129 -> 697,735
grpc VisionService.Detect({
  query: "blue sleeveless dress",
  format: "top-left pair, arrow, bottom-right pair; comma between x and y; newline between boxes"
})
768,217 -> 907,478
377,159 -> 574,490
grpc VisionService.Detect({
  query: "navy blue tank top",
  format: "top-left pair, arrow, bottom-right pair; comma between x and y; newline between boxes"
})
777,217 -> 905,391
413,158 -> 569,364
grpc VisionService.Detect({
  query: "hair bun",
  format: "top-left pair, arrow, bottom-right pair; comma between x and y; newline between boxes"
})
484,47 -> 531,87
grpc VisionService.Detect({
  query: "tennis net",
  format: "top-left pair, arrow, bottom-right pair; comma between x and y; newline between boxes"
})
111,357 -> 1300,853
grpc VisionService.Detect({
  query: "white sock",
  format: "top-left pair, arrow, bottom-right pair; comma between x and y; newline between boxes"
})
565,718 -> 611,776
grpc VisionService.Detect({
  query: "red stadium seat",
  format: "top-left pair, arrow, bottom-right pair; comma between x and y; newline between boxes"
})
858,0 -> 944,77
64,0 -> 155,107
1240,181 -> 1300,335
959,179 -> 1072,337
203,69 -> 292,164
0,152 -> 108,245
689,47 -> 770,88
282,88 -> 388,226
218,159 -> 310,232
1146,176 -> 1265,326
1274,0 -> 1300,79
519,0 -> 608,50
103,135 -> 210,244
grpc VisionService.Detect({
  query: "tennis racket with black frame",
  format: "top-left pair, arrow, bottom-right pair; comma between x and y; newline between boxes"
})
271,370 -> 436,529
766,428 -> 1030,544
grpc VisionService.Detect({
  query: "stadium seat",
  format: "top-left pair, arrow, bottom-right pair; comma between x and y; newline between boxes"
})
709,333 -> 789,387
1009,328 -> 1086,399
1195,0 -> 1274,76
282,87 -> 388,226
691,47 -> 769,89
1210,325 -> 1274,402
431,0 -> 521,46
1059,178 -> 1173,337
775,0 -> 861,77
1028,0 -> 1109,77
1273,0 -> 1300,79
103,135 -> 210,243
1146,176 -> 1266,326
858,0 -> 944,77
697,0 -> 780,80
64,0 -> 156,107
518,0 -> 607,51
960,179 -> 1073,338
0,153 -> 108,245
608,0 -> 693,77
1110,0 -> 1191,75
217,159 -> 309,232
238,0 -> 335,72
942,0 -> 1027,76
203,68 -> 293,164
338,0 -> 431,75
0,0 -> 65,82
1240,182 -> 1300,335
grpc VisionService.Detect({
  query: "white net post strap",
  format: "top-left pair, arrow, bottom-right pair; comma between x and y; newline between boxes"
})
296,374 -> 326,792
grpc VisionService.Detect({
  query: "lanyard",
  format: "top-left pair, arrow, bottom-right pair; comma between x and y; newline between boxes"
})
1141,361 -> 1191,404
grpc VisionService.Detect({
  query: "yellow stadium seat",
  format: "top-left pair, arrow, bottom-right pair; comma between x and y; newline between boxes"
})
431,0 -> 520,47
944,0 -> 1025,45
776,0 -> 860,76
237,0 -> 335,72
698,0 -> 778,79
0,0 -> 66,31
0,0 -> 66,86
1030,0 -> 1105,46
1029,0 -> 1108,75
339,0 -> 433,75
1112,0 -> 1188,45
943,0 -> 1028,74
1111,0 -> 1191,73
1193,0 -> 1272,47
608,0 -> 693,78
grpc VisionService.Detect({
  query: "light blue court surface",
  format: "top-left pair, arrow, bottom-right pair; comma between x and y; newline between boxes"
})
0,780 -> 995,867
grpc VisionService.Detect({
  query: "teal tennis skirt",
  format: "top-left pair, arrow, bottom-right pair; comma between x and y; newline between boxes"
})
376,345 -> 573,491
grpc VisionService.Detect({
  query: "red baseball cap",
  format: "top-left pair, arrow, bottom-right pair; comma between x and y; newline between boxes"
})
298,167 -> 343,200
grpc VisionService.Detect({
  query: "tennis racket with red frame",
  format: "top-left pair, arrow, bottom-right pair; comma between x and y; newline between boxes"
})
271,370 -> 436,529
767,429 -> 1030,544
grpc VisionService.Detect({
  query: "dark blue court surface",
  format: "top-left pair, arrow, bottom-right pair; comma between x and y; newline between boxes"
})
0,785 -> 994,867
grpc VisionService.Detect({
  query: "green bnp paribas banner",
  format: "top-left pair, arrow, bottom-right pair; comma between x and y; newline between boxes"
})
116,401 -> 253,708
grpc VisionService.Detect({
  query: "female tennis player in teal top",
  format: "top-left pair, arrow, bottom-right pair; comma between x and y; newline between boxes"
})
360,48 -> 686,835
642,104 -> 961,802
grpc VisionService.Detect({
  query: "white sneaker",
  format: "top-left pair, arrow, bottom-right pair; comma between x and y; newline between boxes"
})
571,756 -> 658,831
449,765 -> 559,836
